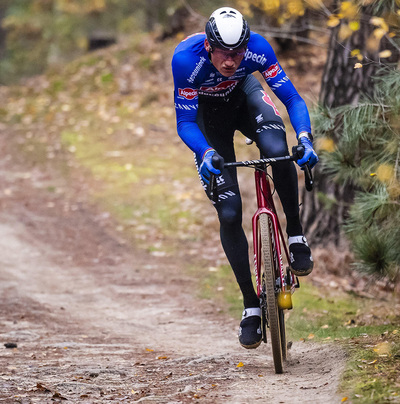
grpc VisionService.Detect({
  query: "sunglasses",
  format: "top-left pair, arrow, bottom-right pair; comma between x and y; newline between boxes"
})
212,47 -> 247,59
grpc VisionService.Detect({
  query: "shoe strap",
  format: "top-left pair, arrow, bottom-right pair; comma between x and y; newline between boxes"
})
242,307 -> 261,319
288,235 -> 308,246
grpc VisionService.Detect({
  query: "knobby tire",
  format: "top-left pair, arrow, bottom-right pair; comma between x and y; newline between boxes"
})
259,213 -> 284,374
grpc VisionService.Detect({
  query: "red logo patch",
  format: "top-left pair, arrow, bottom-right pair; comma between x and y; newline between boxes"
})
261,91 -> 281,117
262,63 -> 280,80
178,88 -> 198,100
200,80 -> 238,93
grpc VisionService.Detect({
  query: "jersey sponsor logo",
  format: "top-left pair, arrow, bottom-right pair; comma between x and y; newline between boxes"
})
262,63 -> 281,80
256,114 -> 263,124
217,190 -> 236,201
261,91 -> 281,117
256,123 -> 286,133
199,80 -> 239,94
216,175 -> 226,186
178,87 -> 198,100
188,56 -> 206,84
271,76 -> 289,90
244,49 -> 267,65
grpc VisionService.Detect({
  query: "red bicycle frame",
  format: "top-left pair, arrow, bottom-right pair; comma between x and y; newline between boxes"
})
209,147 -> 313,373
252,168 -> 295,298
209,147 -> 311,299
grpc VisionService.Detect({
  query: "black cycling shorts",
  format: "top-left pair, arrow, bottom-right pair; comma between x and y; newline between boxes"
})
194,74 -> 288,200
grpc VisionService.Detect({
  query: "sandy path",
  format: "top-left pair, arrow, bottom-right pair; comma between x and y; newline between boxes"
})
0,202 -> 346,404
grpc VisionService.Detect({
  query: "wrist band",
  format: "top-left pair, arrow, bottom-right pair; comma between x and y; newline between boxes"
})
298,132 -> 313,141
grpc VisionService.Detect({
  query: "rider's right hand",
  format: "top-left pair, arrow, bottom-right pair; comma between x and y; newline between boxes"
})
200,149 -> 223,184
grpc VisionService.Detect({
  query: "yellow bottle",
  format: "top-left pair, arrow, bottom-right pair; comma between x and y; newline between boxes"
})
277,289 -> 293,310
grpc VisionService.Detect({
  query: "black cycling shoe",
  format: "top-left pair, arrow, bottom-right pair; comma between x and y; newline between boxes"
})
238,308 -> 262,349
289,235 -> 314,276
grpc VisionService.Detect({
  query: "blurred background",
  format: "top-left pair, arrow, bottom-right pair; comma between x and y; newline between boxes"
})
0,1 -> 399,400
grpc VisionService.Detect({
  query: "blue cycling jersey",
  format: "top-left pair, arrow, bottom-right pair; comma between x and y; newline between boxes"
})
172,32 -> 311,158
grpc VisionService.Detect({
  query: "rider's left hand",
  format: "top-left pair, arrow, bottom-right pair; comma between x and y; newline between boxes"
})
297,134 -> 319,169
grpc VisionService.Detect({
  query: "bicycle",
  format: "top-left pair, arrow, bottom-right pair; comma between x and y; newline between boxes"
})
210,144 -> 313,374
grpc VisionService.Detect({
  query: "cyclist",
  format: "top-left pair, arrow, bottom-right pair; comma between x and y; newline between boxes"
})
172,7 -> 318,349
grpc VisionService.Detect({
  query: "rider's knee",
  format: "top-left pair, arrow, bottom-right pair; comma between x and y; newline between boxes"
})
217,201 -> 242,227
256,124 -> 289,158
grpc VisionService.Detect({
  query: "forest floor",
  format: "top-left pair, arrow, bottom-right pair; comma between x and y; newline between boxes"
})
0,160 -> 345,403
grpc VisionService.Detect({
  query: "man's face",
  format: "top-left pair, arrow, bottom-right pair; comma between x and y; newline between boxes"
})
204,39 -> 246,77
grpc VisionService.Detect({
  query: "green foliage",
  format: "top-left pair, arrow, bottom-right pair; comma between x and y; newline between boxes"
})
313,69 -> 400,281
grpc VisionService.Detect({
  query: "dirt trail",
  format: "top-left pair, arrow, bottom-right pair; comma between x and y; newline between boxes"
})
0,164 -> 346,403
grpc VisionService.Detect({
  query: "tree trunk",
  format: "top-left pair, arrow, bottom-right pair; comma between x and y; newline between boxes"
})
301,4 -> 400,246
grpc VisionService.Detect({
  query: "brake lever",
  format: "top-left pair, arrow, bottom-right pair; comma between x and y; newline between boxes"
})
292,145 -> 313,192
304,164 -> 313,192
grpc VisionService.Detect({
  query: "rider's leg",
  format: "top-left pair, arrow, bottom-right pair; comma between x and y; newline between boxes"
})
195,101 -> 259,308
256,127 -> 303,237
215,194 -> 259,309
212,187 -> 262,348
238,76 -> 313,275
196,97 -> 262,349
237,76 -> 302,237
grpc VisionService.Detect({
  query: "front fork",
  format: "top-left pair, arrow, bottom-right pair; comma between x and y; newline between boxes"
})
253,212 -> 298,326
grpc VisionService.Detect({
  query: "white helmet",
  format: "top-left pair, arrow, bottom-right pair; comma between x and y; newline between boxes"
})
205,7 -> 250,51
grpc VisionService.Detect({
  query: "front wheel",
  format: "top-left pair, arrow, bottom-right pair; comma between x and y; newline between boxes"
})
259,213 -> 284,374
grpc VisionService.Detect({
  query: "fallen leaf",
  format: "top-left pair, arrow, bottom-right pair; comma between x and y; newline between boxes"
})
327,15 -> 340,27
349,20 -> 360,31
145,348 -> 154,352
341,397 -> 348,402
308,333 -> 315,340
354,63 -> 363,69
36,383 -> 52,393
236,362 -> 244,368
379,50 -> 392,58
374,342 -> 390,355
52,392 -> 66,400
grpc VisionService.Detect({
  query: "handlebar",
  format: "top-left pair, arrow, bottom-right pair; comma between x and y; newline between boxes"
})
209,145 -> 313,202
